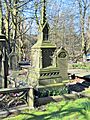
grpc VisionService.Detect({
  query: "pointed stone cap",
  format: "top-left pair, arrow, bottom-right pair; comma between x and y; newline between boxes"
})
57,47 -> 68,58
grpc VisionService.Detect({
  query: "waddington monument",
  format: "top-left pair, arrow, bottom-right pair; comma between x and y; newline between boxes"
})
29,0 -> 68,86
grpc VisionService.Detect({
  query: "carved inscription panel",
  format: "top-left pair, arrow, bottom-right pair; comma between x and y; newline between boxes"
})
42,48 -> 55,68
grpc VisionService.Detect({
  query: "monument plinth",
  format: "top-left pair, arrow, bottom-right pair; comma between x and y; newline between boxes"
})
30,0 -> 61,86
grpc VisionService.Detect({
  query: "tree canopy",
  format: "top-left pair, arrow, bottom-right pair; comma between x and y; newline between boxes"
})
0,0 -> 90,62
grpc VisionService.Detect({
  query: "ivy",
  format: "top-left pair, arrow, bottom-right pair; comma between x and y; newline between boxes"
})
35,86 -> 68,98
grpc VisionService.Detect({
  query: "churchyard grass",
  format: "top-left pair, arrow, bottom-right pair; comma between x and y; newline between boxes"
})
3,98 -> 90,120
69,62 -> 90,70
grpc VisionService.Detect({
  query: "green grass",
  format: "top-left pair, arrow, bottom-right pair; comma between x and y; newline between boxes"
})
71,62 -> 90,70
83,89 -> 90,94
4,98 -> 90,120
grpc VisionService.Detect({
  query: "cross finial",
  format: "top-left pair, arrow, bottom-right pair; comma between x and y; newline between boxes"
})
41,0 -> 49,41
41,0 -> 47,25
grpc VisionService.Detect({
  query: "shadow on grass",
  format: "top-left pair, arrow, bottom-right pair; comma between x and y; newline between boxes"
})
84,75 -> 90,79
20,101 -> 90,120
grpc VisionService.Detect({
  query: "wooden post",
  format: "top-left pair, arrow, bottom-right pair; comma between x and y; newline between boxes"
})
28,87 -> 34,109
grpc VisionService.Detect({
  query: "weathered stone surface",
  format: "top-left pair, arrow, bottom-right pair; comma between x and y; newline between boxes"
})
0,34 -> 7,88
29,0 -> 61,86
57,47 -> 68,80
9,47 -> 18,70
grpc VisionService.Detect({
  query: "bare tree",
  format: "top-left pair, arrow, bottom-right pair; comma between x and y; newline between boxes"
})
0,0 -> 5,34
77,0 -> 90,61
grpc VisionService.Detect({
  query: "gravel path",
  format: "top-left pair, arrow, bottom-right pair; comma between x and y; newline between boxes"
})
68,69 -> 90,77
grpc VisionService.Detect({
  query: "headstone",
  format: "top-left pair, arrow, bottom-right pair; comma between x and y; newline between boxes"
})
9,46 -> 18,70
57,47 -> 68,80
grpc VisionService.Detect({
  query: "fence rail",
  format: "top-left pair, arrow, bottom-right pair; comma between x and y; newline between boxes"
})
0,87 -> 34,114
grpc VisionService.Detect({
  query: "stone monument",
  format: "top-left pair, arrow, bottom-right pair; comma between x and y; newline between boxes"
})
0,34 -> 8,88
57,47 -> 68,80
29,0 -> 61,86
9,46 -> 18,70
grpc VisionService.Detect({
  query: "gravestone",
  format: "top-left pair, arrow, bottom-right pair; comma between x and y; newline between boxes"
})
29,0 -> 61,86
9,46 -> 18,70
57,47 -> 68,80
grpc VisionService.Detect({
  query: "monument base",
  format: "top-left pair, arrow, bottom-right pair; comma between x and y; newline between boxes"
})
29,67 -> 62,86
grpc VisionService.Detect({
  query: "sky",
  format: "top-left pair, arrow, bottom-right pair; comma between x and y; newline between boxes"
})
26,0 -> 71,35
22,0 -> 90,35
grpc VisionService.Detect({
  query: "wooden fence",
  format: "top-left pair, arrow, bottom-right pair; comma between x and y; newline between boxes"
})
0,87 -> 34,117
